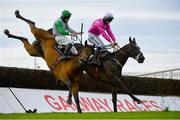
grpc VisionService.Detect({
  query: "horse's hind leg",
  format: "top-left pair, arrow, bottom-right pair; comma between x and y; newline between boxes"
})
15,10 -> 35,26
4,29 -> 40,57
15,10 -> 53,40
15,10 -> 37,34
4,29 -> 27,41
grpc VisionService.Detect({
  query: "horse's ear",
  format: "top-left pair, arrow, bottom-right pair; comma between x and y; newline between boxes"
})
85,40 -> 88,46
129,36 -> 132,43
133,37 -> 136,44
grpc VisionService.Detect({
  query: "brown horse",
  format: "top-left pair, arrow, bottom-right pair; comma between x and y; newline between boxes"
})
4,10 -> 94,113
74,37 -> 145,112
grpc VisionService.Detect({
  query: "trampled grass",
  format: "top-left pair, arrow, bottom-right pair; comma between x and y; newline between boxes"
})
0,111 -> 180,119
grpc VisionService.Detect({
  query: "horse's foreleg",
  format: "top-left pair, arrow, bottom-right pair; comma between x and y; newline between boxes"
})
4,29 -> 41,57
117,77 -> 142,104
72,82 -> 82,113
66,79 -> 72,105
67,91 -> 72,105
112,87 -> 118,112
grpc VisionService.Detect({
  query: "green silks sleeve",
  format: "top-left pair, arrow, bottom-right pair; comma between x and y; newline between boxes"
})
55,20 -> 70,35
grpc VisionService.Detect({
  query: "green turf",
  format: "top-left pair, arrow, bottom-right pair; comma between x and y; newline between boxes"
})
0,111 -> 179,119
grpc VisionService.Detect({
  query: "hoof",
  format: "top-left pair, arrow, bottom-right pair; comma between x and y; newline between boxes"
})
15,10 -> 20,18
4,29 -> 9,35
136,100 -> 142,104
114,109 -> 117,112
67,99 -> 72,105
15,10 -> 20,15
26,109 -> 32,113
33,108 -> 37,113
78,110 -> 82,113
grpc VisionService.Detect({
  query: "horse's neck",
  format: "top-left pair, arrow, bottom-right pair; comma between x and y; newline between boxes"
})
115,49 -> 129,67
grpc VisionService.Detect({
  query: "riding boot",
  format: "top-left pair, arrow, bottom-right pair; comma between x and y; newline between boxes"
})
60,43 -> 73,60
90,47 -> 101,66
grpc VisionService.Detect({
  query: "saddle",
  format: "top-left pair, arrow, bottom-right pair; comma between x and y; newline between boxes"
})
53,44 -> 65,55
51,44 -> 76,71
97,50 -> 113,64
53,44 -> 77,57
98,50 -> 122,68
100,50 -> 111,59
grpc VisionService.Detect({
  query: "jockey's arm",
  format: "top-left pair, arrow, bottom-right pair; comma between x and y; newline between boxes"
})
66,24 -> 76,33
55,20 -> 70,35
98,28 -> 113,44
67,25 -> 83,36
106,25 -> 116,43
96,22 -> 113,44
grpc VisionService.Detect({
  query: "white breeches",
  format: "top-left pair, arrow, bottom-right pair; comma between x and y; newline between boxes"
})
55,35 -> 78,54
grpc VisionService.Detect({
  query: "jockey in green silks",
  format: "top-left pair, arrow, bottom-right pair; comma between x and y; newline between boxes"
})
53,10 -> 82,60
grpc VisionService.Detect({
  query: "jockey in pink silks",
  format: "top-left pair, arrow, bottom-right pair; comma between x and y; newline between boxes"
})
88,13 -> 117,65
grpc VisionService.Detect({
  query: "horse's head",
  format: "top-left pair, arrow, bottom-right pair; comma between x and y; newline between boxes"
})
78,40 -> 95,65
122,37 -> 145,63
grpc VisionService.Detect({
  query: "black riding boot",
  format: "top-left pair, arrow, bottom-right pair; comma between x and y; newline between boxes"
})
90,47 -> 101,66
60,43 -> 73,60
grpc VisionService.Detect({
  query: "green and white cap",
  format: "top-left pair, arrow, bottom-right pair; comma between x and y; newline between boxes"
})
61,10 -> 72,17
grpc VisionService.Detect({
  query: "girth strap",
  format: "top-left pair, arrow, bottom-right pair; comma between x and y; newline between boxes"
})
50,56 -> 61,71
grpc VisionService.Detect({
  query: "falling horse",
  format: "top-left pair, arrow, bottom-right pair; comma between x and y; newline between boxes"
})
74,37 -> 145,112
4,10 -> 94,113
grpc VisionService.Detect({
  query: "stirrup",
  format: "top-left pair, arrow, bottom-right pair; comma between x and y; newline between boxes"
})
60,55 -> 72,60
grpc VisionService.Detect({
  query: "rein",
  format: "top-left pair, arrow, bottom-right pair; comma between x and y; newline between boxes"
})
71,35 -> 83,45
109,46 -> 128,69
71,23 -> 84,45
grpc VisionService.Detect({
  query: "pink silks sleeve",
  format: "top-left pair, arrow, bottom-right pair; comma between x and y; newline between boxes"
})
95,21 -> 112,43
106,24 -> 116,42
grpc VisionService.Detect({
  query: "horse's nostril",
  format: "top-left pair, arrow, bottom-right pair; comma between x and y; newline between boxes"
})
141,56 -> 145,60
139,57 -> 145,63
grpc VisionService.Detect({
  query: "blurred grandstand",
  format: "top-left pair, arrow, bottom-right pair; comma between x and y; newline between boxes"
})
123,68 -> 180,80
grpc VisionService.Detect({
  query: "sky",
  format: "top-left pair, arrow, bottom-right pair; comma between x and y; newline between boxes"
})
0,0 -> 180,74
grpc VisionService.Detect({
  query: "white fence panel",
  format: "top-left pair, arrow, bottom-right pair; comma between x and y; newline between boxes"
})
0,87 -> 180,113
